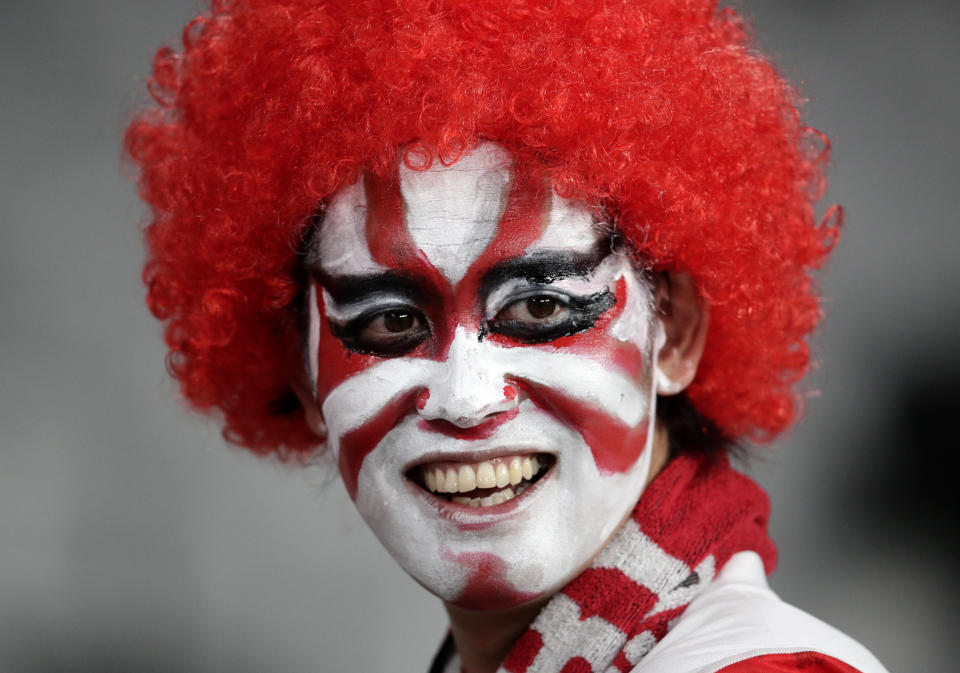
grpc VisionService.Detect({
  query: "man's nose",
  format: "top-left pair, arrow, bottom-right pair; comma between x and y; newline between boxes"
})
417,327 -> 516,428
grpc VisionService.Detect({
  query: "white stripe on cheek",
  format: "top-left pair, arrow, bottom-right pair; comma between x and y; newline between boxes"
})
495,346 -> 649,426
400,142 -> 513,284
320,357 -> 439,457
313,178 -> 387,277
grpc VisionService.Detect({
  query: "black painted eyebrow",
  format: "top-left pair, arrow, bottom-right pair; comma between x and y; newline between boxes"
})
312,270 -> 423,305
479,248 -> 609,297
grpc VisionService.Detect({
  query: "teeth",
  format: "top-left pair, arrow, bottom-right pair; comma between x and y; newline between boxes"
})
420,455 -> 547,497
476,462 -> 496,488
444,467 -> 458,493
457,465 -> 476,493
509,457 -> 523,485
451,487 -> 516,508
495,462 -> 510,488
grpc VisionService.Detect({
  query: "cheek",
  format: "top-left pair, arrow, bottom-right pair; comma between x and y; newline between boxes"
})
312,288 -> 425,499
335,390 -> 421,501
505,279 -> 653,474
521,380 -> 651,474
545,278 -> 646,380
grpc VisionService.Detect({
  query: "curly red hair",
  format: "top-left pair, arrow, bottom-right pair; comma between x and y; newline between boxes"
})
125,0 -> 838,458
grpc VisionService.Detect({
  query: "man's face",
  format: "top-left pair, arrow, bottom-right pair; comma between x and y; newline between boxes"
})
306,142 -> 660,609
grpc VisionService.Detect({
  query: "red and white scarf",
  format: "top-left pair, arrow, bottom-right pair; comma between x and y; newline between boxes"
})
432,453 -> 776,673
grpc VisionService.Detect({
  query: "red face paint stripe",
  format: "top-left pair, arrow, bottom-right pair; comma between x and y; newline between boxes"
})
416,389 -> 430,410
446,550 -> 538,610
365,170 -> 457,357
363,157 -> 555,363
518,380 -> 649,474
447,161 -> 550,335
313,281 -> 378,402
337,389 -> 421,500
364,168 -> 416,270
475,161 -> 550,267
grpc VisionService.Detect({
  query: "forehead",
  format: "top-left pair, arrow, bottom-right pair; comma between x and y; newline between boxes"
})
312,142 -> 605,279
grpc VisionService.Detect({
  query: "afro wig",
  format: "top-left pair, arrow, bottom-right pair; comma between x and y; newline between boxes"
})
125,0 -> 839,458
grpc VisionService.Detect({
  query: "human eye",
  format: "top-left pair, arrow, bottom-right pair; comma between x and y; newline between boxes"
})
333,306 -> 430,357
487,289 -> 615,343
497,294 -> 569,323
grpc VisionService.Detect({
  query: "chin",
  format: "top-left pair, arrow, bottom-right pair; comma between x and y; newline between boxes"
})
349,407 -> 653,610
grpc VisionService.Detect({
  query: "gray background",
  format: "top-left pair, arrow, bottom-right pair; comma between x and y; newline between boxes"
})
2,1 -> 957,671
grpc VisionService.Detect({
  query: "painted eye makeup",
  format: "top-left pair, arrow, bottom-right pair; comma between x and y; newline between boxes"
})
330,306 -> 430,356
487,289 -> 615,343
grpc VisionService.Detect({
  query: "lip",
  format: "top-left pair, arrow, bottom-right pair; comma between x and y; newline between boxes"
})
404,453 -> 557,529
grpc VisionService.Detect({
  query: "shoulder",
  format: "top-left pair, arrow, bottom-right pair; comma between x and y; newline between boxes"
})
634,552 -> 889,673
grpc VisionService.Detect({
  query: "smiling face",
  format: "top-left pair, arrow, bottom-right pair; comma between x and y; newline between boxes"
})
305,142 -> 661,609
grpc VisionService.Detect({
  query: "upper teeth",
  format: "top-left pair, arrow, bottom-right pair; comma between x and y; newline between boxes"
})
422,455 -> 543,495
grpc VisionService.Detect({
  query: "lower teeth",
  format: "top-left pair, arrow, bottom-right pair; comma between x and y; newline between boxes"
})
451,485 -> 517,508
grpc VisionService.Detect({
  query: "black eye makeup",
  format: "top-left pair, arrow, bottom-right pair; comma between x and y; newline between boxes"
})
314,248 -> 620,355
479,249 -> 618,344
328,304 -> 431,357
487,288 -> 616,343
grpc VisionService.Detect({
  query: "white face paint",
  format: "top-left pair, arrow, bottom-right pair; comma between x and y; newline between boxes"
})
307,142 -> 661,609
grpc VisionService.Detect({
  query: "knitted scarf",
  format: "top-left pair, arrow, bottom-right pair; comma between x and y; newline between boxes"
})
430,453 -> 777,673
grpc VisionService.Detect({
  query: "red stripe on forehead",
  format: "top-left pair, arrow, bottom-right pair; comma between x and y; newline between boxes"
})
363,157 -> 552,357
365,168 -> 454,354
368,156 -> 548,286
462,160 -> 549,283
365,167 -> 422,271
448,161 -> 550,335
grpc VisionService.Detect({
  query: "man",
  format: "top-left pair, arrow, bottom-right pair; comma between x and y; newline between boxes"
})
126,1 -> 887,671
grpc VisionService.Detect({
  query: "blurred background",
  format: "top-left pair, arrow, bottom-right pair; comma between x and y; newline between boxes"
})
1,1 -> 957,671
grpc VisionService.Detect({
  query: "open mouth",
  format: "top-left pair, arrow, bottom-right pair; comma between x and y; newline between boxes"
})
410,454 -> 554,508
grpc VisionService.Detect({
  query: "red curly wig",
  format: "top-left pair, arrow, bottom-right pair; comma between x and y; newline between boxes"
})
125,0 -> 839,458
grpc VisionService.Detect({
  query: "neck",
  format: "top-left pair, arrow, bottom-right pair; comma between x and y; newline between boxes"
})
444,597 -> 550,673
